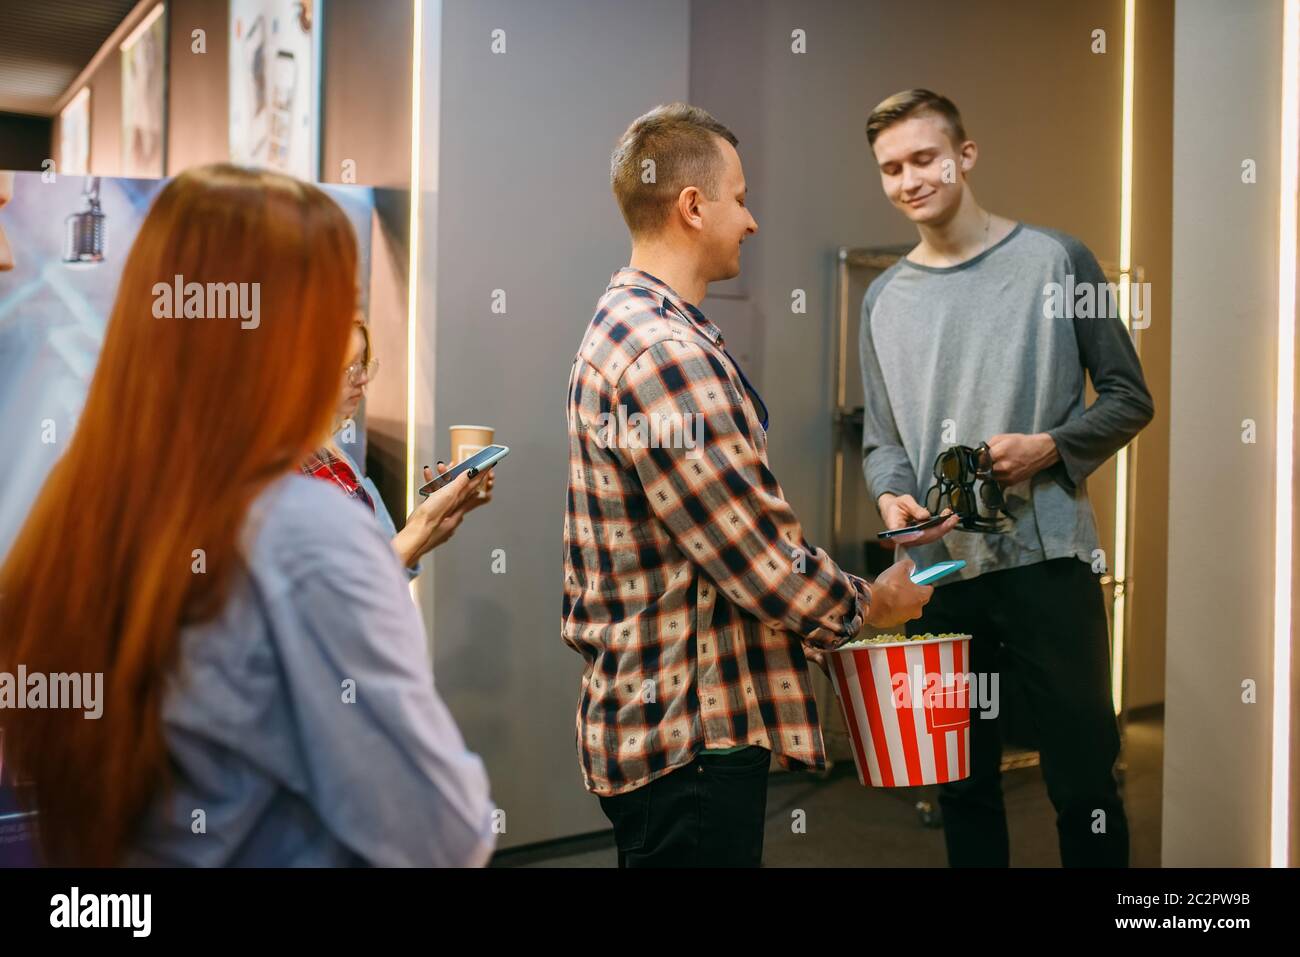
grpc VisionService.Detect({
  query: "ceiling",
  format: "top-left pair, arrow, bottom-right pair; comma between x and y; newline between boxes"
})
0,0 -> 141,116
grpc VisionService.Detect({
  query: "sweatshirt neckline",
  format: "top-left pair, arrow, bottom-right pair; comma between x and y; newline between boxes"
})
899,221 -> 1024,274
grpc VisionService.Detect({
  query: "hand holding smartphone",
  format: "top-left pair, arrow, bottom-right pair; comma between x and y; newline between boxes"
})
877,494 -> 958,545
878,512 -> 952,540
909,559 -> 966,585
419,444 -> 509,496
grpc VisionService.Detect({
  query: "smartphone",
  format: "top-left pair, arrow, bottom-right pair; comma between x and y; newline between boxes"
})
910,559 -> 966,586
877,512 -> 952,540
419,444 -> 509,496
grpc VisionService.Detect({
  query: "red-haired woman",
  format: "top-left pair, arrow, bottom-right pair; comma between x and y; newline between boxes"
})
0,164 -> 495,867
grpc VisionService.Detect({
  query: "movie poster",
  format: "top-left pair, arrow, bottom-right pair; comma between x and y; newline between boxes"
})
59,87 -> 91,177
120,4 -> 167,179
228,0 -> 321,179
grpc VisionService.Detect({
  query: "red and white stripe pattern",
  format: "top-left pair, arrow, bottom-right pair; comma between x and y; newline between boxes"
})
828,636 -> 972,787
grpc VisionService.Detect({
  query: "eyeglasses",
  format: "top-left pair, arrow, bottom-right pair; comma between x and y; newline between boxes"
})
344,357 -> 379,385
924,442 -> 1012,533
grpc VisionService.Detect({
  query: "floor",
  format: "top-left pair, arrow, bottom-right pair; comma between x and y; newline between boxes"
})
493,712 -> 1163,868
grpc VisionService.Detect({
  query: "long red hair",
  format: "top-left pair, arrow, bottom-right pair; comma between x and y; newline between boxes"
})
0,164 -> 358,865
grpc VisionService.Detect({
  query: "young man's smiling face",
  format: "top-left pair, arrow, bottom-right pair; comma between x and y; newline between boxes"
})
872,111 -> 974,227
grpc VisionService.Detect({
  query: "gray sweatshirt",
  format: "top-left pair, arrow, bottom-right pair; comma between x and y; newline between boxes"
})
859,222 -> 1154,583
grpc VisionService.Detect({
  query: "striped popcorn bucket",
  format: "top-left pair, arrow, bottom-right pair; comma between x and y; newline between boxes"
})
827,634 -> 973,787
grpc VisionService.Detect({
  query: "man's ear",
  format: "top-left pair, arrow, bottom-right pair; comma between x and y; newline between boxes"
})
959,140 -> 978,173
676,185 -> 704,232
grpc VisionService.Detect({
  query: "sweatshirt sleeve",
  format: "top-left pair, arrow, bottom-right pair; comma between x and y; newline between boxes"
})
859,277 -> 919,504
1045,236 -> 1155,488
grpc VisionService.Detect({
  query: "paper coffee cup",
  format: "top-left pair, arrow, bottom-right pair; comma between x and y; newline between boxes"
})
449,424 -> 494,497
449,424 -> 493,464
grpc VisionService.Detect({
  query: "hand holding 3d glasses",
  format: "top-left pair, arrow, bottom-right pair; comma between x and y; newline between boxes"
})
985,432 -> 1060,485
918,439 -> 1042,534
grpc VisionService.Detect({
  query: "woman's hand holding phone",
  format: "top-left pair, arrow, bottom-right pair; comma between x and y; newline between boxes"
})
392,468 -> 487,567
429,461 -> 494,516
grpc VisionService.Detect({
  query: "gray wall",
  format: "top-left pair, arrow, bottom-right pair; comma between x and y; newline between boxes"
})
429,0 -> 690,848
84,17 -> 124,177
320,0 -> 413,187
165,0 -> 229,175
1164,0 -> 1283,866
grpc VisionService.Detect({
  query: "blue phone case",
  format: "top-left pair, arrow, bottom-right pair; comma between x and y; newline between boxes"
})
910,559 -> 966,585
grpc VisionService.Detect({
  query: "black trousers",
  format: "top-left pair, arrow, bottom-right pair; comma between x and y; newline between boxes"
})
597,746 -> 771,867
907,557 -> 1129,867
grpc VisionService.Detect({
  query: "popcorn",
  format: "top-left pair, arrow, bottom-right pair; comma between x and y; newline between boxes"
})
840,631 -> 969,648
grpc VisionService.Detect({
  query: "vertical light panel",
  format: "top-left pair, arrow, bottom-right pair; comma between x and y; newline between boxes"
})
406,0 -> 425,603
1272,0 -> 1298,870
1111,0 -> 1137,715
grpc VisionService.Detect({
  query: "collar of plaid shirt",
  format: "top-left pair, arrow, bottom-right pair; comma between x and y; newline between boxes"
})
301,447 -> 376,513
607,268 -> 770,430
607,268 -> 724,341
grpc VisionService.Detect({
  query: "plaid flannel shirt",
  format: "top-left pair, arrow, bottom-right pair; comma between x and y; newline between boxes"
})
301,447 -> 376,513
562,268 -> 873,796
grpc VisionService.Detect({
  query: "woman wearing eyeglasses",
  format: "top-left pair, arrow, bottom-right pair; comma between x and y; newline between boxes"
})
300,320 -> 496,578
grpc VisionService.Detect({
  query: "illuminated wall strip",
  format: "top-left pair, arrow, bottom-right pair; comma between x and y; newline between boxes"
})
406,0 -> 425,602
1272,0 -> 1298,871
1111,0 -> 1137,716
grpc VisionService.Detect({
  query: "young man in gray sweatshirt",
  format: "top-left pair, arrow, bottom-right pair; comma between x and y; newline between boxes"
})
859,89 -> 1154,867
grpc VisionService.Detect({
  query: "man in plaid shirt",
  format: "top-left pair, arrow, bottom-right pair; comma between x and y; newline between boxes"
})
563,103 -> 953,867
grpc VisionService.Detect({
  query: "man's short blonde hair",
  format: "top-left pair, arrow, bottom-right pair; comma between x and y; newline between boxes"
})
866,89 -> 967,149
611,103 -> 738,236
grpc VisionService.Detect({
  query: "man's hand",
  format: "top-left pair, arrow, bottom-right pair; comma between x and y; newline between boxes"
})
877,492 -> 957,545
985,432 -> 1060,485
864,559 -> 934,629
